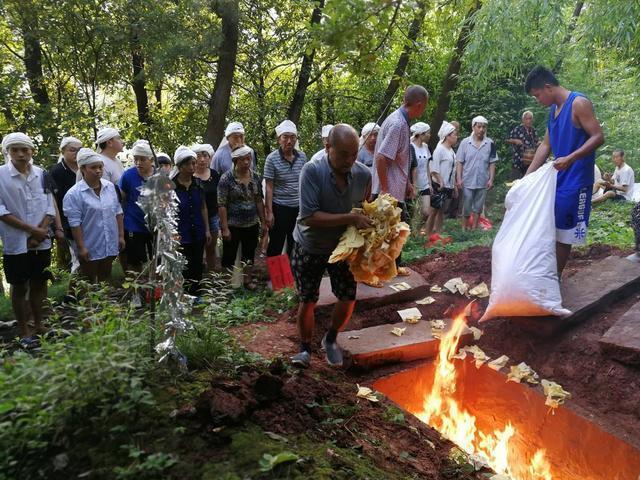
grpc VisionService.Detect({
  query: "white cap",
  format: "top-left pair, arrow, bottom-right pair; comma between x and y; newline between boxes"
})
60,136 -> 82,150
275,120 -> 297,137
191,143 -> 215,157
360,122 -> 380,137
77,147 -> 103,167
95,127 -> 120,152
2,132 -> 35,151
224,122 -> 245,138
173,146 -> 197,166
472,115 -> 488,127
231,145 -> 253,159
131,139 -> 153,158
438,121 -> 456,143
410,122 -> 431,136
321,124 -> 334,138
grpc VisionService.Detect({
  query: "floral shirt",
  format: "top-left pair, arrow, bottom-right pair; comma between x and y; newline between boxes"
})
217,170 -> 263,227
509,124 -> 538,170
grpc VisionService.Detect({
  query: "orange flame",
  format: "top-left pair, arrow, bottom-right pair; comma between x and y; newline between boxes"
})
418,313 -> 554,479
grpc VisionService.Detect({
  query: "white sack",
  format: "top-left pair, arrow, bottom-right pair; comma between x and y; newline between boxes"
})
480,162 -> 571,321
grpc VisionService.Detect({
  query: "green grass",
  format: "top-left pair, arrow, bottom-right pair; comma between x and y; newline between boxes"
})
585,200 -> 634,248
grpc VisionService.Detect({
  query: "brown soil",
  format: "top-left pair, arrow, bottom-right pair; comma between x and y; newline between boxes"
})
219,243 -> 640,476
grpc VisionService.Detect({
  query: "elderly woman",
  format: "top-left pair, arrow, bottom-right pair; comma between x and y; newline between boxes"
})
425,121 -> 458,237
218,145 -> 267,290
63,148 -> 125,283
192,143 -> 220,273
507,111 -> 539,178
172,146 -> 212,295
410,122 -> 432,226
357,122 -> 380,169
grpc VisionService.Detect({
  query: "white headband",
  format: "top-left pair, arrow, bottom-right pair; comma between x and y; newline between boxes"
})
411,122 -> 431,136
2,132 -> 35,151
472,115 -> 488,127
225,122 -> 245,137
174,146 -> 197,166
131,139 -> 153,158
191,143 -> 215,157
60,136 -> 82,150
438,121 -> 456,143
77,148 -> 103,167
275,120 -> 297,137
95,127 -> 120,152
360,122 -> 380,137
231,145 -> 253,159
321,124 -> 334,138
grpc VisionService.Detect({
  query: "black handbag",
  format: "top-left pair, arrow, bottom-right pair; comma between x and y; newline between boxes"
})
430,157 -> 455,210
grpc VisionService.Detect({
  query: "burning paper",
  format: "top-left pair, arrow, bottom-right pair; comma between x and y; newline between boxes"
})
390,326 -> 407,337
444,277 -> 469,295
469,282 -> 490,298
465,345 -> 490,368
398,307 -> 422,323
430,285 -> 443,293
507,362 -> 540,384
416,296 -> 436,305
390,282 -> 411,292
356,384 -> 379,402
488,355 -> 509,371
541,379 -> 571,409
469,326 -> 483,340
430,319 -> 445,330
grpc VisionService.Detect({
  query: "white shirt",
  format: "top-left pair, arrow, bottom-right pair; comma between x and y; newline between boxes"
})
0,161 -> 55,255
99,154 -> 124,184
613,163 -> 635,201
63,179 -> 123,261
310,148 -> 327,163
431,143 -> 456,189
413,143 -> 432,191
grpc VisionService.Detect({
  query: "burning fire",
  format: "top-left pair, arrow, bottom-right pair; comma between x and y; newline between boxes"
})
417,315 -> 554,479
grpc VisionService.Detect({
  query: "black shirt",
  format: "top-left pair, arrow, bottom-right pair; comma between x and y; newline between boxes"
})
49,160 -> 77,231
197,168 -> 221,217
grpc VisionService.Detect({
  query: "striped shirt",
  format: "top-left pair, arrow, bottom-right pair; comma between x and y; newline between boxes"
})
263,148 -> 307,208
372,107 -> 411,202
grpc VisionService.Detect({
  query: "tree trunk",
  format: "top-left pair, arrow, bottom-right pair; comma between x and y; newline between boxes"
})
155,86 -> 162,109
428,0 -> 481,152
376,0 -> 428,121
554,1 -> 584,72
286,0 -> 325,125
204,0 -> 240,148
131,31 -> 151,127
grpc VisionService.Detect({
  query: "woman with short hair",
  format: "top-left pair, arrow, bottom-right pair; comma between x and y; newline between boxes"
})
192,143 -> 220,273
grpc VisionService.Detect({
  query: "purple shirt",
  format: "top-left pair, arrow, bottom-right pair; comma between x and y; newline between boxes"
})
371,107 -> 411,202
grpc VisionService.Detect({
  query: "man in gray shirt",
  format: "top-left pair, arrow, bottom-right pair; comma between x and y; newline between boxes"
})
456,115 -> 498,230
290,124 -> 372,368
263,120 -> 307,257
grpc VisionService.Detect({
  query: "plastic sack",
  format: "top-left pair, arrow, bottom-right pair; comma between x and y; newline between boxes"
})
480,163 -> 571,321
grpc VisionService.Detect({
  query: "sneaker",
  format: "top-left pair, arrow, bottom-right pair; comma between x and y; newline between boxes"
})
321,334 -> 343,367
291,351 -> 311,368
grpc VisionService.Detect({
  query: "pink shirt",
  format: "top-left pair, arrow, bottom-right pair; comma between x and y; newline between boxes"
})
371,108 -> 411,202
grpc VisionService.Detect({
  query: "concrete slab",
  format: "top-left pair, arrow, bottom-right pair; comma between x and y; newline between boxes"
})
599,300 -> 640,366
316,267 -> 428,314
338,319 -> 473,369
510,256 -> 640,335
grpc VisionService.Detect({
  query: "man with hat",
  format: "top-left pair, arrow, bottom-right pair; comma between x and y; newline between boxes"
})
309,124 -> 334,162
49,136 -> 83,272
0,133 -> 56,347
263,120 -> 308,258
455,116 -> 498,230
95,127 -> 125,184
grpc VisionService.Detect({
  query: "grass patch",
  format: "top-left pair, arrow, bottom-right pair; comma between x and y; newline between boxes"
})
585,200 -> 634,248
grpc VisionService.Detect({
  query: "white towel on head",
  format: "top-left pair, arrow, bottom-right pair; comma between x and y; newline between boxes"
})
174,145 -> 197,166
275,120 -> 297,137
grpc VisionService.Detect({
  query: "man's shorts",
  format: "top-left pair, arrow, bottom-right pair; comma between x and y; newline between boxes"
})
125,231 -> 153,266
462,187 -> 487,216
3,249 -> 53,285
555,186 -> 591,245
290,241 -> 357,304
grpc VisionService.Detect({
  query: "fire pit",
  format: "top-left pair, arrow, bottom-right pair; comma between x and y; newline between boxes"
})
374,318 -> 640,479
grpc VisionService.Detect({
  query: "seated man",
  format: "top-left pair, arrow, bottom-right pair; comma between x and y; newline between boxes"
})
593,149 -> 634,204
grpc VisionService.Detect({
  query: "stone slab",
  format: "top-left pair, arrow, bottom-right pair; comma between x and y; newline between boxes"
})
316,267 -> 428,314
599,299 -> 640,365
511,256 -> 640,335
338,318 -> 473,369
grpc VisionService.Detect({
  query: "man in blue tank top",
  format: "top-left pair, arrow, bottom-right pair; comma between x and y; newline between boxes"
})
524,66 -> 604,276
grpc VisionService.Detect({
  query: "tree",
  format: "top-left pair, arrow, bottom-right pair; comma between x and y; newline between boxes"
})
204,0 -> 240,148
376,0 -> 428,121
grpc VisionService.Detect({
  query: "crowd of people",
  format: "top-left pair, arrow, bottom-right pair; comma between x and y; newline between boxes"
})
0,66 -> 634,364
